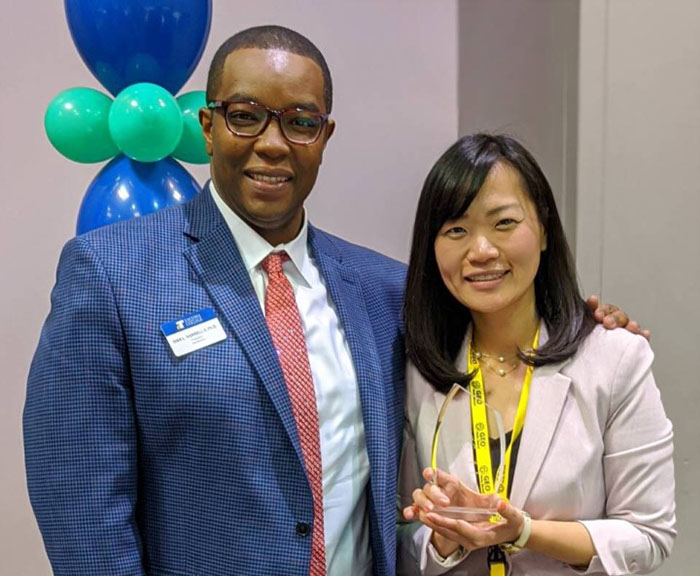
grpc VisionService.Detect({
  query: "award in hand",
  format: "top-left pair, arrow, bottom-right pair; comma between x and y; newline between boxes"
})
429,382 -> 506,521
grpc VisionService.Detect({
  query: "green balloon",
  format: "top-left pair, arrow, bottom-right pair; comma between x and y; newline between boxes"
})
109,82 -> 183,163
172,91 -> 210,164
44,87 -> 118,163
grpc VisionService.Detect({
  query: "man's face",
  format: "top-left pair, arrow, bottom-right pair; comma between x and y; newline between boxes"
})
200,48 -> 335,245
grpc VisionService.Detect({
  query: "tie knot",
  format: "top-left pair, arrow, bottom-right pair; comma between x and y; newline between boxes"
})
262,251 -> 289,276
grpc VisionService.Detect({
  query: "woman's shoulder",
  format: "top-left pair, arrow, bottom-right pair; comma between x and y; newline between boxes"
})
563,325 -> 655,399
574,325 -> 653,362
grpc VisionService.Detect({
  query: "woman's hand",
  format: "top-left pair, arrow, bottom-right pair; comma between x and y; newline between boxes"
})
403,468 -> 526,557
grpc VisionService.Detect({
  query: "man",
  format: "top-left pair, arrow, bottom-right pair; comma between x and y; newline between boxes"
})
24,25 -> 638,576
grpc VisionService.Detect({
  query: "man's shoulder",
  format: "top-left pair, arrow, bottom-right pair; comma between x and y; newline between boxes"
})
58,203 -> 191,281
76,202 -> 188,253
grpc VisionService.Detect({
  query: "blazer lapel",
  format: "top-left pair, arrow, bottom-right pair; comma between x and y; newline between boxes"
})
308,227 -> 389,514
509,361 -> 571,508
181,190 -> 304,463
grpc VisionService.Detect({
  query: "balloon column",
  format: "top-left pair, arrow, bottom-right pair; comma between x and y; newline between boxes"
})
45,0 -> 212,234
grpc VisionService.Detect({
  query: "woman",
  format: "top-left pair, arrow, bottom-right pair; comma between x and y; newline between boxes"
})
397,134 -> 675,575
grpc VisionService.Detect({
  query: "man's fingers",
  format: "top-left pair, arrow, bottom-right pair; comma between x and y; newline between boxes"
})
623,318 -> 651,340
595,300 -> 646,333
586,295 -> 600,312
611,309 -> 629,328
598,303 -> 629,329
626,320 -> 641,334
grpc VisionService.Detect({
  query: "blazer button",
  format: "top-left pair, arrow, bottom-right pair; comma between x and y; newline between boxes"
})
296,522 -> 311,537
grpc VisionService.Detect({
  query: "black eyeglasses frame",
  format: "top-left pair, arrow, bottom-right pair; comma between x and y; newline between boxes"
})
207,100 -> 330,145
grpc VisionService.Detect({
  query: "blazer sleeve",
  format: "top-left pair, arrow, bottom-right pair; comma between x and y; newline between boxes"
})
396,386 -> 431,576
578,335 -> 676,575
23,236 -> 145,576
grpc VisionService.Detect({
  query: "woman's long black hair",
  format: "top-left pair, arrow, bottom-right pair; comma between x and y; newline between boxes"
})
404,133 -> 595,393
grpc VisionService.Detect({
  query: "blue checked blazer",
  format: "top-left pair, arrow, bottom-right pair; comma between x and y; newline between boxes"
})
24,188 -> 407,576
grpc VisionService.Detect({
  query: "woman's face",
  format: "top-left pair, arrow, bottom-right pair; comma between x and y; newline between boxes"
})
434,162 -> 547,319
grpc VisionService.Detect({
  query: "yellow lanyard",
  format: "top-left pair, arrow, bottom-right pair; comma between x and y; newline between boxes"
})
468,328 -> 539,574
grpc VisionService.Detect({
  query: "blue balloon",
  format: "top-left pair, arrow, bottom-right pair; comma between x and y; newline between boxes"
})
77,155 -> 201,234
64,0 -> 212,96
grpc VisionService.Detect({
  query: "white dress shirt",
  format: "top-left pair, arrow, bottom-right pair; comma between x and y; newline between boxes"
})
210,183 -> 373,575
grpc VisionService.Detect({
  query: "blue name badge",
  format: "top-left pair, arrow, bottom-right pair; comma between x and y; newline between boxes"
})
161,307 -> 227,357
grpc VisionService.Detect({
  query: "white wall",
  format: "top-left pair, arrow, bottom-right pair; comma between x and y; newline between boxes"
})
0,2 -> 457,572
577,1 -> 700,572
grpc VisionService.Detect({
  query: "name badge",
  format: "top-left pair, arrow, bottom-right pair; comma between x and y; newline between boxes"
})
161,307 -> 227,357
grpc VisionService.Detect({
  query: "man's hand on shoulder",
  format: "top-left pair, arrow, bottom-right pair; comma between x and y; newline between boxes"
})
586,295 -> 651,341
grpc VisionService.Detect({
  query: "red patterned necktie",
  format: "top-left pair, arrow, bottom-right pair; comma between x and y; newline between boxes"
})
262,252 -> 326,576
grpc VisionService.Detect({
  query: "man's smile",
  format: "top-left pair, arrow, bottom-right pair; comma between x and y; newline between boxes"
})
244,168 -> 294,185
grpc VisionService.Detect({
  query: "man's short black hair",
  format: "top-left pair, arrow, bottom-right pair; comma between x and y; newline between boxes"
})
206,25 -> 333,113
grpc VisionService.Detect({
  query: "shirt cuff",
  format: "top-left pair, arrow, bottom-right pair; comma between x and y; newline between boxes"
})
427,540 -> 468,568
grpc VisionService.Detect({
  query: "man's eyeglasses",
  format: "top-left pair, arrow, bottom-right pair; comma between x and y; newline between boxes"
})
207,100 -> 330,145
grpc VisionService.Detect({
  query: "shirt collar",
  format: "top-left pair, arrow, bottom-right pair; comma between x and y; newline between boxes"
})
208,181 -> 312,286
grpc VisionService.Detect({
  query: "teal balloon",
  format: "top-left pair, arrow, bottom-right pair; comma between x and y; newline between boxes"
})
172,90 -> 210,164
44,87 -> 118,163
109,82 -> 183,162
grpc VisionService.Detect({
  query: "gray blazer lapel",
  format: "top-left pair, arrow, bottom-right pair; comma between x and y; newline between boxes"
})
181,190 -> 304,464
308,227 -> 389,513
509,363 -> 571,508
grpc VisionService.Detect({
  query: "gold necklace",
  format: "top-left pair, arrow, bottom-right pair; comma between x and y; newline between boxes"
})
474,350 -> 519,363
473,349 -> 520,378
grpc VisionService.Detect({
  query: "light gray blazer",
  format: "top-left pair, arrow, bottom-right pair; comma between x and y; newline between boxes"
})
397,325 -> 675,576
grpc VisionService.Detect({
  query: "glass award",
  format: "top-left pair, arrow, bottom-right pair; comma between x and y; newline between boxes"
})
429,382 -> 506,521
